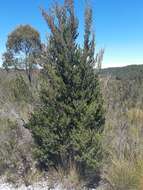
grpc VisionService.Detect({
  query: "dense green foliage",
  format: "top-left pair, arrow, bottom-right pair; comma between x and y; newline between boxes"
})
10,75 -> 32,102
27,0 -> 104,176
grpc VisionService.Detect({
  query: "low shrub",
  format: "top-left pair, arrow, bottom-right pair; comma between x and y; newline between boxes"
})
102,108 -> 143,190
9,75 -> 32,102
0,118 -> 37,185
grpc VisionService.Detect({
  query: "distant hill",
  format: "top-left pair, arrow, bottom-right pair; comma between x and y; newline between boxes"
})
1,64 -> 143,81
100,64 -> 143,80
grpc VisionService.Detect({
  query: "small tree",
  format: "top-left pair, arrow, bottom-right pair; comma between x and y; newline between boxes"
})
3,25 -> 41,82
27,0 -> 104,178
2,51 -> 15,72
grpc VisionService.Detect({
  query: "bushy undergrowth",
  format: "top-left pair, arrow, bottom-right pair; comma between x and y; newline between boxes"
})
0,118 -> 40,186
102,108 -> 143,190
1,70 -> 143,189
9,75 -> 32,102
0,70 -> 40,106
0,70 -> 43,186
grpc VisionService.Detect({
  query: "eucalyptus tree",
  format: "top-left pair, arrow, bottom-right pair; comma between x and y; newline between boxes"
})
3,25 -> 41,82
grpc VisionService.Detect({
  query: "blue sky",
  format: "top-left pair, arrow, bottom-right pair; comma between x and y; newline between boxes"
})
0,0 -> 143,68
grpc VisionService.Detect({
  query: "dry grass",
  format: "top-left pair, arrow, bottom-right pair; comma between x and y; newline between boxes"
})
48,163 -> 85,190
103,157 -> 143,190
102,108 -> 143,190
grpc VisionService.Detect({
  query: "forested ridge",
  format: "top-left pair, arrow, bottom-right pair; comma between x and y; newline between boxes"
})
100,64 -> 143,80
